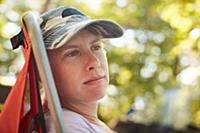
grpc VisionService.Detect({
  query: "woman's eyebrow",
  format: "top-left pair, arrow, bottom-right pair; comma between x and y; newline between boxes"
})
90,39 -> 101,44
64,44 -> 79,49
63,39 -> 101,49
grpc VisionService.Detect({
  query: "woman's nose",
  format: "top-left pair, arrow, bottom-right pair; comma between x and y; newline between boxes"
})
85,52 -> 101,71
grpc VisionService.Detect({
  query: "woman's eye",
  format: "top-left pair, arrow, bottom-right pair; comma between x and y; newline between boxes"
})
65,50 -> 80,57
91,45 -> 102,51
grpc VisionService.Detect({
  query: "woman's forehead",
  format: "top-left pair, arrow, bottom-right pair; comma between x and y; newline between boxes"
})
62,30 -> 102,47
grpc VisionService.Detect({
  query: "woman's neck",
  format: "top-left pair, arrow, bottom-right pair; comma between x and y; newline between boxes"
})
62,101 -> 99,124
62,101 -> 113,133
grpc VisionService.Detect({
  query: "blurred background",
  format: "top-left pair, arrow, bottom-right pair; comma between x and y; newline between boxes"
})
0,0 -> 200,132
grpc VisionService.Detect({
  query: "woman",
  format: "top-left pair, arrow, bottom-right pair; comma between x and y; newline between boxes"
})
41,6 -> 123,133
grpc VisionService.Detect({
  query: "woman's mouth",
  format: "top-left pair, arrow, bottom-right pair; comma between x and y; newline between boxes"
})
83,76 -> 106,85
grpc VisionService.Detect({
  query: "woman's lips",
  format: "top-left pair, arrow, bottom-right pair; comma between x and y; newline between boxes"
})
83,76 -> 106,85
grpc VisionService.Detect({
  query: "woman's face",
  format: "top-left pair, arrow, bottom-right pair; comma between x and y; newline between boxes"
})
47,29 -> 109,105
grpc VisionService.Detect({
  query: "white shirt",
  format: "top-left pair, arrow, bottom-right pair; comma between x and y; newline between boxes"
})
44,108 -> 111,133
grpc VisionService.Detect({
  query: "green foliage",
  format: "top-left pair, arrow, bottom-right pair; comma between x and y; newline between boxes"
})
1,0 -> 200,130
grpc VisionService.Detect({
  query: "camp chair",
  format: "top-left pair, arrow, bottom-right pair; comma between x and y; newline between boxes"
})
0,12 -> 66,133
